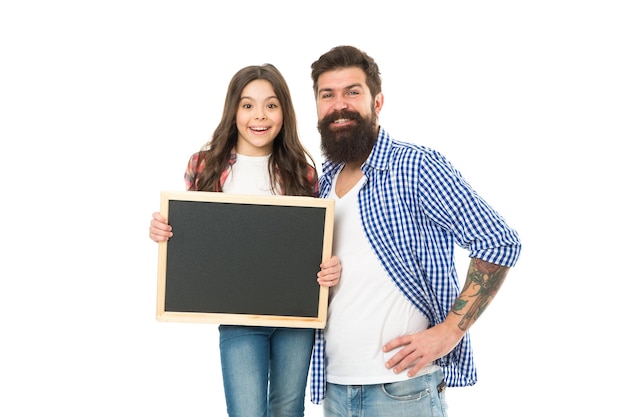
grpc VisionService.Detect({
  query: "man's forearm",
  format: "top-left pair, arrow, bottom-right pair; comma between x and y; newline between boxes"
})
452,258 -> 510,332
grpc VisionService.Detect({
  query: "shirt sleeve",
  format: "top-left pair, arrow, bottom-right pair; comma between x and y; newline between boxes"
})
307,164 -> 320,197
418,149 -> 522,267
184,152 -> 202,191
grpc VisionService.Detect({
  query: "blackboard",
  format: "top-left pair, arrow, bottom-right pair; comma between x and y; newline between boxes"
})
156,191 -> 334,328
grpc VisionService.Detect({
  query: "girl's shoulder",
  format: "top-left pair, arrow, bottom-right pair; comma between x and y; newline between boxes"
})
184,151 -> 211,190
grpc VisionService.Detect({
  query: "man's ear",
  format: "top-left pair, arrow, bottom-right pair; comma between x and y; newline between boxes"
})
374,92 -> 384,116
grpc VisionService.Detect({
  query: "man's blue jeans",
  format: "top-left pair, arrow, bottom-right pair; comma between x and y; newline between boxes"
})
323,368 -> 448,417
219,325 -> 314,417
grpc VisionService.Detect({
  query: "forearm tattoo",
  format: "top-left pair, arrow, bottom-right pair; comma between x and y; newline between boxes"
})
452,258 -> 508,331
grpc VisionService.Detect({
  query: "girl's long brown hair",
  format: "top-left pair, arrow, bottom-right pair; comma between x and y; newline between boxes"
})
193,64 -> 317,196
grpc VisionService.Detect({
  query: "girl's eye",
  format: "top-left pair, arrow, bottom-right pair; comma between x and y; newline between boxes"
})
242,103 -> 252,109
267,103 -> 278,109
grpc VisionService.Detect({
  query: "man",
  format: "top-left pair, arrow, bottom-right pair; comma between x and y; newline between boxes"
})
309,45 -> 521,416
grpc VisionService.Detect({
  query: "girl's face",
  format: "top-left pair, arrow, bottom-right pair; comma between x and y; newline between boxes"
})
235,79 -> 283,156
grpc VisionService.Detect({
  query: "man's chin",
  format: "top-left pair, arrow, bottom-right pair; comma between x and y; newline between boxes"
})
327,125 -> 353,136
326,127 -> 356,141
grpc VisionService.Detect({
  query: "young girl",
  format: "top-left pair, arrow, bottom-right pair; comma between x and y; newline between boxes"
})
149,64 -> 341,417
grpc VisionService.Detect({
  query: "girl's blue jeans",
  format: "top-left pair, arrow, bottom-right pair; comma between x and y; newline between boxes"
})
219,325 -> 314,417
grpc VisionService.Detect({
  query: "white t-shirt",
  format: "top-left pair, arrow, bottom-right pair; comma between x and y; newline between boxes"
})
222,153 -> 274,195
325,174 -> 435,385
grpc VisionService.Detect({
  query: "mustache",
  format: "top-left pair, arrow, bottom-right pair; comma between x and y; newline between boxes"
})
319,109 -> 363,126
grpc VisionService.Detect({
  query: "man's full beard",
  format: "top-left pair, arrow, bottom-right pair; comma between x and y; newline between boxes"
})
318,109 -> 378,165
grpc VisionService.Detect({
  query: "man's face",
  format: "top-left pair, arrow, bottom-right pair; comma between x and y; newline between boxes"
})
315,67 -> 382,164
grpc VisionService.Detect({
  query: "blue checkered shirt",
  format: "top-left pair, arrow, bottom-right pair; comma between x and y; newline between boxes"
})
310,127 -> 521,404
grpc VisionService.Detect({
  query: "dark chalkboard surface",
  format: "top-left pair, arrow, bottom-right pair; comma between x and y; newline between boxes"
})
156,191 -> 334,328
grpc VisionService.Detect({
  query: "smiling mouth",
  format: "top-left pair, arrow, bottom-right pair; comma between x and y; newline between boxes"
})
333,118 -> 350,124
250,127 -> 269,132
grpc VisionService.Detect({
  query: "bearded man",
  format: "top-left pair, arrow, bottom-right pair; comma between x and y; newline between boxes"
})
308,45 -> 522,417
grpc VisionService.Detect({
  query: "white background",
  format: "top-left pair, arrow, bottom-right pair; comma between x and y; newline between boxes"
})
1,1 -> 624,416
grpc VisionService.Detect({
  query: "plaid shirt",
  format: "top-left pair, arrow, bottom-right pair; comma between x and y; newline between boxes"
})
310,127 -> 521,403
184,149 -> 319,196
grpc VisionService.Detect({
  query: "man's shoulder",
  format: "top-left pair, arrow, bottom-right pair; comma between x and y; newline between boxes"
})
380,129 -> 436,157
385,137 -> 443,167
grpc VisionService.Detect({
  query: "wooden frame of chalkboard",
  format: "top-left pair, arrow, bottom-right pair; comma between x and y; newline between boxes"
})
156,191 -> 334,329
